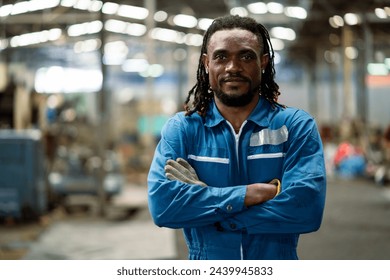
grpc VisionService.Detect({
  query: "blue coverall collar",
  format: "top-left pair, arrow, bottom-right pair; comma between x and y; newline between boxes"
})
204,97 -> 271,128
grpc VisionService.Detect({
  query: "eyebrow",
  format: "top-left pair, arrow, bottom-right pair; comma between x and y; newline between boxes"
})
212,48 -> 258,57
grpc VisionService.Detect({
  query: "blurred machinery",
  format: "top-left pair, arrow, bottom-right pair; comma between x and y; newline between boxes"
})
0,129 -> 46,220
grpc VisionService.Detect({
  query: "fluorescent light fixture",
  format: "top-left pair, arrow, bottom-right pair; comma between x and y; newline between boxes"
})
122,59 -> 149,72
61,0 -> 77,8
150,28 -> 182,43
345,46 -> 358,60
270,38 -> 284,51
105,19 -> 127,33
173,14 -> 198,28
0,39 -> 9,50
0,4 -> 13,17
154,11 -> 168,22
375,8 -> 387,19
230,7 -> 248,17
247,2 -> 267,14
127,23 -> 147,36
104,20 -> 146,36
74,39 -> 101,53
9,0 -> 60,15
285,6 -> 307,19
329,15 -> 344,28
344,13 -> 361,25
88,0 -> 103,12
104,40 -> 128,56
139,64 -> 164,78
35,66 -> 102,93
102,2 -> 119,14
184,33 -> 203,46
10,28 -> 62,47
267,2 -> 284,14
270,27 -> 296,41
74,0 -> 91,10
11,1 -> 29,15
67,21 -> 103,37
367,63 -> 389,75
117,4 -> 149,20
198,18 -> 213,30
385,58 -> 390,69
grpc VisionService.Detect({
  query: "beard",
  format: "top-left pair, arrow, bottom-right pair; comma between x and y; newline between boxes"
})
213,81 -> 257,107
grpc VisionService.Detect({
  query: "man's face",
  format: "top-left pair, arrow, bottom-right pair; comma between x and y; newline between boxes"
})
203,28 -> 268,107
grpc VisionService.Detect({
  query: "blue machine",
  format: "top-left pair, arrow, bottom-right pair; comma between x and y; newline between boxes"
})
0,129 -> 47,219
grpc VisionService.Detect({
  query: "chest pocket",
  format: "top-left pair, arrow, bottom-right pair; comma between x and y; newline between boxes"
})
187,146 -> 231,187
246,126 -> 288,183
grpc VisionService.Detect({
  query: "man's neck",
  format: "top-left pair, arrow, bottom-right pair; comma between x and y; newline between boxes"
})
214,95 -> 259,132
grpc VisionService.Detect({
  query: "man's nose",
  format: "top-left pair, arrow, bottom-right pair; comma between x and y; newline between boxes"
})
226,59 -> 242,73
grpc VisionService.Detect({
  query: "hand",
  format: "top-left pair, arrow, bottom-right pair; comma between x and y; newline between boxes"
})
165,158 -> 207,187
244,179 -> 280,207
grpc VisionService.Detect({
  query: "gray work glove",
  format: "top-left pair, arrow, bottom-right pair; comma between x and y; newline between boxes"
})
165,158 -> 207,187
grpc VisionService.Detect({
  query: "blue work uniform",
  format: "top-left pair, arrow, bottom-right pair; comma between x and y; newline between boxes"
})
148,97 -> 326,260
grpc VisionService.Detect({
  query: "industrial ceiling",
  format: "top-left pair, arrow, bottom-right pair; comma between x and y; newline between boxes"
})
0,0 -> 389,64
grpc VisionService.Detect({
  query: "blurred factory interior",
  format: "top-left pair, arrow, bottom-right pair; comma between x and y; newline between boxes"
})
0,0 -> 389,240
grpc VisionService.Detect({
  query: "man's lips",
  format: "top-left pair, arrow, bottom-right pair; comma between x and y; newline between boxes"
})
222,76 -> 250,84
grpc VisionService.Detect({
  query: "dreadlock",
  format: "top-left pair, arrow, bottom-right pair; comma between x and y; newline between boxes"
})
184,15 -> 281,116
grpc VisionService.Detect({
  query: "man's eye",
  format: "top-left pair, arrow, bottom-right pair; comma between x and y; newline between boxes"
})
214,54 -> 226,60
242,54 -> 255,60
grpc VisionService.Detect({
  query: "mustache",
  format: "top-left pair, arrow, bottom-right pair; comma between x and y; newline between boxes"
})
220,74 -> 251,83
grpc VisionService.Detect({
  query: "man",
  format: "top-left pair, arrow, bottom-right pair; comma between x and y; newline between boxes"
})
148,15 -> 326,260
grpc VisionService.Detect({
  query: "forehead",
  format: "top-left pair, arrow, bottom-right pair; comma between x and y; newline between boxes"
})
207,28 -> 261,53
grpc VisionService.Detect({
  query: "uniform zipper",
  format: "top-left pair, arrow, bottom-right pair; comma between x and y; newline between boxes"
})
226,120 -> 247,260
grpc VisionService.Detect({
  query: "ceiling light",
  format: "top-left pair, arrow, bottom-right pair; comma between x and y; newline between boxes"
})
102,2 -> 118,14
345,46 -> 358,60
270,27 -> 296,41
105,19 -> 127,33
150,28 -> 182,43
126,23 -> 147,37
184,33 -> 203,46
11,1 -> 29,15
329,15 -> 344,28
267,2 -> 284,14
0,4 -> 13,17
74,39 -> 101,53
230,7 -> 248,17
270,38 -> 284,51
344,13 -> 361,25
198,18 -> 213,30
122,59 -> 149,73
67,21 -> 103,37
367,63 -> 389,75
117,4 -> 149,20
247,2 -> 267,14
285,6 -> 307,19
154,11 -> 168,22
375,8 -> 387,19
173,14 -> 198,28
61,0 -> 77,8
10,28 -> 62,47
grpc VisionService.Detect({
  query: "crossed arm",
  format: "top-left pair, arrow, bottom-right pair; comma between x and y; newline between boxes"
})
165,157 -> 280,207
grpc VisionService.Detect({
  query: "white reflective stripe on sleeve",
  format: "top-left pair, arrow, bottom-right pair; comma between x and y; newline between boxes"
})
188,154 -> 230,164
247,152 -> 286,160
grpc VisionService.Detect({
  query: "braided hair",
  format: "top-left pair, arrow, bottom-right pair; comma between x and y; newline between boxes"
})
184,15 -> 281,116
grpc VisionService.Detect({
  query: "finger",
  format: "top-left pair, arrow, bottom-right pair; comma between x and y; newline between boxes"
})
166,171 -> 195,185
169,159 -> 195,178
176,158 -> 198,177
165,164 -> 193,183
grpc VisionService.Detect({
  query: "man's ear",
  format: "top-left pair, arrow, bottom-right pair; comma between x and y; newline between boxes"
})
202,53 -> 209,73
